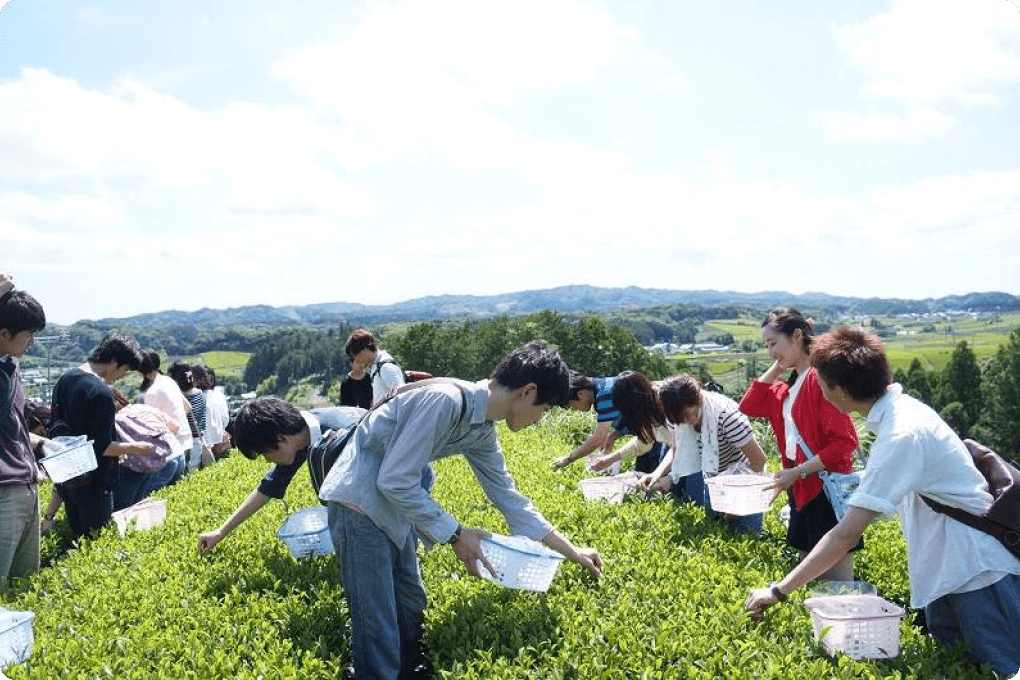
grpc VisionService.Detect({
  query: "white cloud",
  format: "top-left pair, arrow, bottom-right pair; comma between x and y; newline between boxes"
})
826,107 -> 959,141
829,0 -> 1020,140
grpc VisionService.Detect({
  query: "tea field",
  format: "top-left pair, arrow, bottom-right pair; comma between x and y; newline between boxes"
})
0,410 -> 998,678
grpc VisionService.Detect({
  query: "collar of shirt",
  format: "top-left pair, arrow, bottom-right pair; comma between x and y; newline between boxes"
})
468,379 -> 491,425
866,383 -> 903,433
300,410 -> 322,449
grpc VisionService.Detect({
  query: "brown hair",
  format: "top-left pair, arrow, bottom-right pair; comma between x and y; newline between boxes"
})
810,326 -> 891,402
658,374 -> 703,425
345,328 -> 377,359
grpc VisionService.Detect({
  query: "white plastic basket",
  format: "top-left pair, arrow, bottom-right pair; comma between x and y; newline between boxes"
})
112,498 -> 166,535
277,506 -> 333,558
579,471 -> 640,504
803,594 -> 905,659
705,474 -> 774,516
39,436 -> 97,484
476,534 -> 565,592
0,608 -> 35,668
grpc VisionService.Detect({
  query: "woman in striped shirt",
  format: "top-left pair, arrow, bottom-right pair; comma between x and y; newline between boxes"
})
598,374 -> 767,535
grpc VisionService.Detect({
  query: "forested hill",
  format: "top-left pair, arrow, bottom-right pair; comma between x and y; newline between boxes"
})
89,287 -> 1020,330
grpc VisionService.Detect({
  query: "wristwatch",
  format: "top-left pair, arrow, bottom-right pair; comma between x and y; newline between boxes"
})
770,583 -> 788,602
798,467 -> 808,480
447,524 -> 462,545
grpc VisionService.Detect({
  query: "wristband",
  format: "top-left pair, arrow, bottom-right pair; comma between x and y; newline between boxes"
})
770,583 -> 787,602
447,524 -> 462,545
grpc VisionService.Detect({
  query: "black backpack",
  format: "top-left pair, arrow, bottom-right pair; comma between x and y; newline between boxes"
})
307,378 -> 468,499
373,358 -> 434,384
922,439 -> 1020,559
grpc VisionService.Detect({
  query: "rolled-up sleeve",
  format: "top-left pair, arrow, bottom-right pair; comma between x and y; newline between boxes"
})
257,448 -> 308,499
848,435 -> 916,516
375,390 -> 462,544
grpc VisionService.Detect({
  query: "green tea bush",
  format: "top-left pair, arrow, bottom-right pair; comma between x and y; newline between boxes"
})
0,415 -> 993,678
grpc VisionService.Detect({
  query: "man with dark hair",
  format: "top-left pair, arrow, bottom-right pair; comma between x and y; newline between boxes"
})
747,326 -> 1020,676
345,328 -> 405,405
197,398 -> 364,554
0,284 -> 49,588
320,341 -> 603,679
48,332 -> 150,539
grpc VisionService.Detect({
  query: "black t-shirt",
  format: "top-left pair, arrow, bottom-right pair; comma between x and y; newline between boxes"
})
339,373 -> 372,409
49,368 -> 117,486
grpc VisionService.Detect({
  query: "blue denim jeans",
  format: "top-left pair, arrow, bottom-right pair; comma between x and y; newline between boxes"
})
670,471 -> 763,536
925,573 -> 1020,676
141,456 -> 185,497
328,502 -> 426,680
113,467 -> 153,511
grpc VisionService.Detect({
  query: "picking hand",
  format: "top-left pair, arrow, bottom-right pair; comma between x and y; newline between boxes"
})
553,455 -> 575,469
745,587 -> 781,621
198,529 -> 224,555
571,546 -> 602,578
452,527 -> 498,580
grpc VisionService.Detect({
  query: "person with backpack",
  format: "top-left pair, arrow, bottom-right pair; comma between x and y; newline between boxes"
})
319,341 -> 602,679
746,326 -> 1020,677
345,328 -> 405,405
196,402 -> 364,554
0,285 -> 48,589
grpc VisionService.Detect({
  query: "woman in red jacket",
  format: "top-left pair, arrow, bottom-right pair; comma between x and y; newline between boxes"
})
739,307 -> 861,580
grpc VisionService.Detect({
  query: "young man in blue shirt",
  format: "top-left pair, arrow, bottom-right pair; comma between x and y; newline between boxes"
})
319,341 -> 603,679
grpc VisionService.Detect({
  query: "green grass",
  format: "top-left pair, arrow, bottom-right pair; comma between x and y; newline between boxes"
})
198,351 -> 251,379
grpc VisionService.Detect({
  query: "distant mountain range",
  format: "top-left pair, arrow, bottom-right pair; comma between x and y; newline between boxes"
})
83,286 -> 1020,330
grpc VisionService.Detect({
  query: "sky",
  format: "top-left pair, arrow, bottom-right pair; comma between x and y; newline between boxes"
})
2,0 -> 1019,325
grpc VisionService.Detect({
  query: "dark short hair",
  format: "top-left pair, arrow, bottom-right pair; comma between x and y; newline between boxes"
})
88,332 -> 141,370
610,371 -> 664,444
0,290 -> 46,335
232,397 -> 306,460
345,328 -> 377,359
567,370 -> 596,401
24,400 -> 51,435
167,360 -> 194,391
490,340 -> 569,406
191,364 -> 212,390
810,326 -> 891,402
658,374 -> 703,425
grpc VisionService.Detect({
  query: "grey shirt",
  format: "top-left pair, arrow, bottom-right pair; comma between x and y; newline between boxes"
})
318,379 -> 553,547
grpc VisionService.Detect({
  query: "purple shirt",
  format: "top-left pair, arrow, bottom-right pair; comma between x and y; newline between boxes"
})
0,357 -> 37,486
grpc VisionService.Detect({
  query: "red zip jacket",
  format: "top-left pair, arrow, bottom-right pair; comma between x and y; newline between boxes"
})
739,368 -> 858,509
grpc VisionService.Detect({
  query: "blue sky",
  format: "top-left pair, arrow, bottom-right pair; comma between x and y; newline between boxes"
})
2,0 -> 1019,324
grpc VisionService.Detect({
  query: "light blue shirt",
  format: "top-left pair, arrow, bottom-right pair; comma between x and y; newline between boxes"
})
319,379 -> 553,547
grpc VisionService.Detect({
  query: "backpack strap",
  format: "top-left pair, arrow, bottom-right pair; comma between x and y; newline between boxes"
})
920,439 -> 1020,557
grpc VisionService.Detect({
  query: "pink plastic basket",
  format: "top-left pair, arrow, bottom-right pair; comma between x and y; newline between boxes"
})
579,471 -> 640,504
804,595 -> 905,659
704,474 -> 774,516
112,498 -> 166,535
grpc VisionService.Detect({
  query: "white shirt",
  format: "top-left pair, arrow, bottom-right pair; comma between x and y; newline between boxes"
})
143,374 -> 192,456
203,387 -> 230,445
849,384 -> 1020,608
370,350 -> 406,405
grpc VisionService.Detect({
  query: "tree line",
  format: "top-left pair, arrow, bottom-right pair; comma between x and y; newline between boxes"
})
894,330 -> 1020,463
